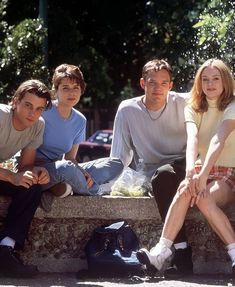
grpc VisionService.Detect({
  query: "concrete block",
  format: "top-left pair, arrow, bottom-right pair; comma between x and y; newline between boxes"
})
0,195 -> 235,274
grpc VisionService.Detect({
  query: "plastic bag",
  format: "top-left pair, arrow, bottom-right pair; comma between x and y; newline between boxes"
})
110,167 -> 151,197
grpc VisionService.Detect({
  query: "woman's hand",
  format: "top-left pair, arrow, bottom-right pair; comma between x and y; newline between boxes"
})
177,178 -> 191,196
194,172 -> 208,204
32,166 -> 50,185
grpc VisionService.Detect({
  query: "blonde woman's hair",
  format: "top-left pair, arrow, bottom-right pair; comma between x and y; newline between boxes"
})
190,59 -> 235,112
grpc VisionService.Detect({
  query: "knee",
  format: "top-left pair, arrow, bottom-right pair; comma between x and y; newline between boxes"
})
55,159 -> 73,170
115,159 -> 124,174
152,166 -> 176,184
172,191 -> 191,206
196,196 -> 212,213
110,158 -> 124,171
55,160 -> 77,175
151,168 -> 177,198
18,184 -> 42,200
46,160 -> 74,179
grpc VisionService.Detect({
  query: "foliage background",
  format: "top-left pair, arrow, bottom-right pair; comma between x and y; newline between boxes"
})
0,0 -> 234,133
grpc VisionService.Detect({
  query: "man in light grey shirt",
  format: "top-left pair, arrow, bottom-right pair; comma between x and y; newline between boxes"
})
111,59 -> 192,278
0,79 -> 51,278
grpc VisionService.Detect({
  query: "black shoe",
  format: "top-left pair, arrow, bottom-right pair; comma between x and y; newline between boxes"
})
232,264 -> 235,277
164,246 -> 193,279
136,246 -> 174,277
136,249 -> 158,276
0,246 -> 38,278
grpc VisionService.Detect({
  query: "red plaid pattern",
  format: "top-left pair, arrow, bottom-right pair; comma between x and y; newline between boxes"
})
195,165 -> 235,191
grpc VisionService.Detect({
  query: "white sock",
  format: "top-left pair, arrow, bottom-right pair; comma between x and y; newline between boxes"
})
159,237 -> 173,248
174,241 -> 188,250
227,243 -> 235,265
227,243 -> 235,250
0,236 -> 15,248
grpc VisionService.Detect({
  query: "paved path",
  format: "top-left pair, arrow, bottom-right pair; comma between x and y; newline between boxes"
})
0,273 -> 234,287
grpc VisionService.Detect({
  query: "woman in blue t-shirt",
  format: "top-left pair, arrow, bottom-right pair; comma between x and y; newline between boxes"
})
36,64 -> 123,211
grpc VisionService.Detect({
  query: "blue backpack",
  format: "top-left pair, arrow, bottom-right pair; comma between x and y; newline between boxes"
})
85,221 -> 145,277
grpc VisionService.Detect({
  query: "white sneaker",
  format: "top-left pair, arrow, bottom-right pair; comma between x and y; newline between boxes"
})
137,243 -> 172,272
49,183 -> 73,198
59,183 -> 73,198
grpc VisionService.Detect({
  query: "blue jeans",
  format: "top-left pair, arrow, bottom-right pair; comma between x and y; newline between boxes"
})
41,157 -> 123,195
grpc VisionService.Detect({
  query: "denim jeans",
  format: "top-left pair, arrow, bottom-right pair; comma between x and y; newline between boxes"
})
41,157 -> 123,195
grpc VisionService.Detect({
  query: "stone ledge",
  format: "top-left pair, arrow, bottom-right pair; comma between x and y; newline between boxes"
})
38,195 -> 162,220
0,195 -> 161,220
0,195 -> 235,274
2,195 -> 234,220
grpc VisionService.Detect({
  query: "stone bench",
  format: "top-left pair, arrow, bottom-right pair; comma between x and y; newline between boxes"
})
0,195 -> 234,274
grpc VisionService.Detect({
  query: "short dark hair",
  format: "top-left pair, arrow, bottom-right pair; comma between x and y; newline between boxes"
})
11,79 -> 52,110
52,64 -> 86,94
142,59 -> 173,80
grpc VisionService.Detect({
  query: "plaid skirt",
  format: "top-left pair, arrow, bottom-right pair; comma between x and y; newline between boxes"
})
195,165 -> 235,192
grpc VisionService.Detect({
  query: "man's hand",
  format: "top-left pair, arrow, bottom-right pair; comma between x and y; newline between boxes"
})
9,167 -> 50,188
32,166 -> 50,185
9,170 -> 38,188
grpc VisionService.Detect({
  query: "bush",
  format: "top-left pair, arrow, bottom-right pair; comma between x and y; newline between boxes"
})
0,18 -> 49,102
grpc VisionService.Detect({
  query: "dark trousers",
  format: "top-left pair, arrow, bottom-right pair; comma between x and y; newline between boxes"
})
151,158 -> 186,244
0,181 -> 42,249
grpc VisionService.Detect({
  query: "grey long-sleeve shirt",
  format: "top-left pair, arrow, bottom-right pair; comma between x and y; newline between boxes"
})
110,92 -> 189,176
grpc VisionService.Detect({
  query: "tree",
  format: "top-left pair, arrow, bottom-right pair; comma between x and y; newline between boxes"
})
3,0 -> 224,116
195,0 -> 235,68
0,0 -> 49,102
0,0 -> 9,98
180,0 -> 235,86
132,0 -> 208,91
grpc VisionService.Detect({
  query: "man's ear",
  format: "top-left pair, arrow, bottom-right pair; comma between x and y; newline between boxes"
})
169,81 -> 173,91
11,98 -> 17,110
140,78 -> 145,89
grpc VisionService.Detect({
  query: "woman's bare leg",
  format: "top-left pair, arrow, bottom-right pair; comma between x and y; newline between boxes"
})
196,180 -> 235,245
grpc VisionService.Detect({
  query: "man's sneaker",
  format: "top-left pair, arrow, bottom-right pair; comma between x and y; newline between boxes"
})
0,246 -> 38,278
137,242 -> 173,273
164,246 -> 193,279
49,183 -> 73,198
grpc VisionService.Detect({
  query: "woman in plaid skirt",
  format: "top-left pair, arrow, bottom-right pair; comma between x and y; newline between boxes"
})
137,59 -> 235,276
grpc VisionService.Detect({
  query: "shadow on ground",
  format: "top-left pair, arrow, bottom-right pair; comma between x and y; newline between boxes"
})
0,273 -> 234,287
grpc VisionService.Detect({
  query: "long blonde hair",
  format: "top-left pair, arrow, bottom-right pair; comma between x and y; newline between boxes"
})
190,59 -> 235,112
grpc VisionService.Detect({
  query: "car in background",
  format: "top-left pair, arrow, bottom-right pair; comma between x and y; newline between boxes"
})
77,129 -> 113,162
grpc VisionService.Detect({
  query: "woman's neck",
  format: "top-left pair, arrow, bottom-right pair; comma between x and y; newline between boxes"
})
56,102 -> 72,119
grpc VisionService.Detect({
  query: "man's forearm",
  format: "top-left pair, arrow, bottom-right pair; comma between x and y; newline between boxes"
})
0,167 -> 14,183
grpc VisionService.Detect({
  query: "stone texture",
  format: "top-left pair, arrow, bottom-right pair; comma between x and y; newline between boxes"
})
0,195 -> 235,274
